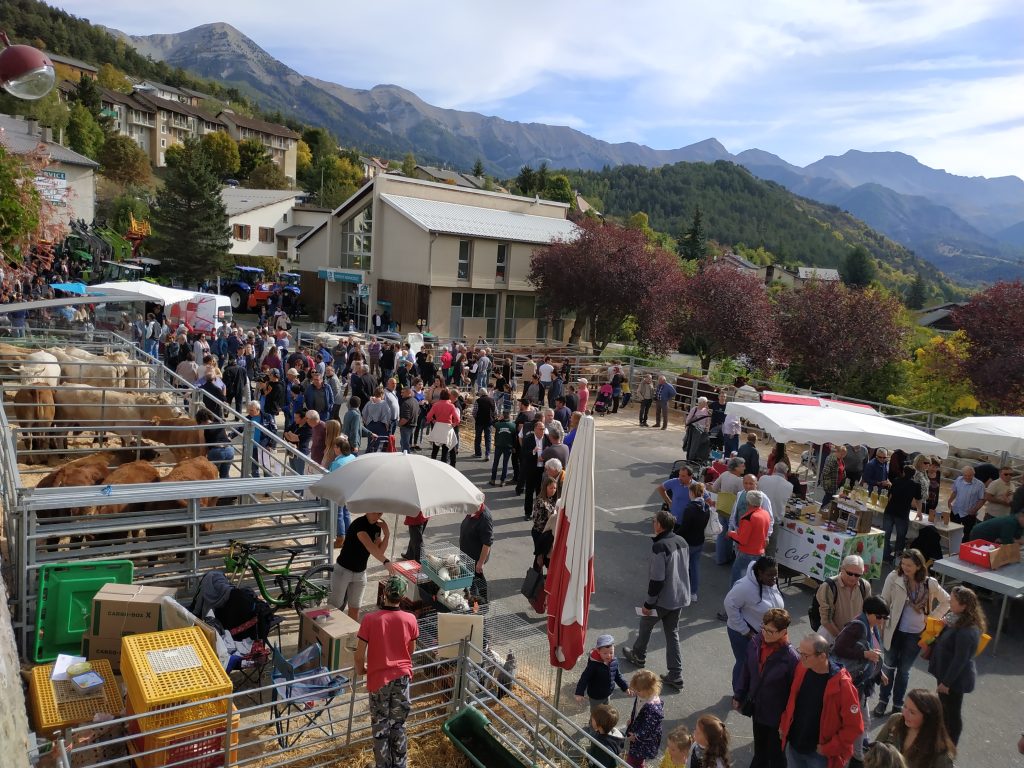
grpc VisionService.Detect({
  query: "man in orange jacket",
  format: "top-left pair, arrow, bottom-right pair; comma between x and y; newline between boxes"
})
779,633 -> 863,768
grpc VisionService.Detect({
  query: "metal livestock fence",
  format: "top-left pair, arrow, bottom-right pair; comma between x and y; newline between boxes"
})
0,329 -> 335,656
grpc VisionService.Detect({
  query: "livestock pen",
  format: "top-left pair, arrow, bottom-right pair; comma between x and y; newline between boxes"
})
0,329 -> 336,657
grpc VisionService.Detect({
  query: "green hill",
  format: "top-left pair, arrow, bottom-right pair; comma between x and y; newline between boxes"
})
564,161 -> 961,299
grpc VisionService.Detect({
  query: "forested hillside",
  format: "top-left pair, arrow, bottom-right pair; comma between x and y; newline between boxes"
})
565,161 -> 960,298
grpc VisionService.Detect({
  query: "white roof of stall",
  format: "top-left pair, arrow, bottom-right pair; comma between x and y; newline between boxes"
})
935,417 -> 1024,457
726,401 -> 949,457
89,282 -> 201,305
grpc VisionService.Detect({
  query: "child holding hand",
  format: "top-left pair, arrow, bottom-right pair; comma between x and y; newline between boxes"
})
575,634 -> 630,710
625,670 -> 664,767
587,703 -> 626,768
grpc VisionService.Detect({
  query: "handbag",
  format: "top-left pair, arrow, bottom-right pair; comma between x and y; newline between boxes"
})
520,567 -> 545,600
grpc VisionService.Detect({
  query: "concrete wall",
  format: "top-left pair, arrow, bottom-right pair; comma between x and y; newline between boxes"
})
0,559 -> 30,768
229,198 -> 301,258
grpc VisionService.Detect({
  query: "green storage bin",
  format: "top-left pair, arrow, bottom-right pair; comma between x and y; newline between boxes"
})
34,560 -> 134,662
443,706 -> 532,768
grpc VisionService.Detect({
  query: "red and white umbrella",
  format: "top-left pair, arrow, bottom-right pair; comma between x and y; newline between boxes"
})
546,414 -> 596,670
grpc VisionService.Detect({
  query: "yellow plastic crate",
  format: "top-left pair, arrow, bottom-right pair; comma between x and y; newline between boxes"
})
121,627 -> 232,713
126,695 -> 239,768
29,659 -> 124,738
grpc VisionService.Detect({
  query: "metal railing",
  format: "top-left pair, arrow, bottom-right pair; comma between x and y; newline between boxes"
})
0,330 -> 335,656
49,639 -> 627,768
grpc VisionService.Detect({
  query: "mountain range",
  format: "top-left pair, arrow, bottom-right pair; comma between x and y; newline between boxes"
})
109,21 -> 1024,282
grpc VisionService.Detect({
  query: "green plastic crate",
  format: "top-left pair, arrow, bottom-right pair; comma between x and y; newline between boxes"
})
34,560 -> 134,663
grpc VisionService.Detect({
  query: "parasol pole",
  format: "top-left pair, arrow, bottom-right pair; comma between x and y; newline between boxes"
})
553,667 -> 563,711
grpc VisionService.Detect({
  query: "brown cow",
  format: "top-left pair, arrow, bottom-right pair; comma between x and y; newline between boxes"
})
11,388 -> 56,462
85,460 -> 161,543
141,417 -> 203,461
145,457 -> 220,551
36,453 -> 114,549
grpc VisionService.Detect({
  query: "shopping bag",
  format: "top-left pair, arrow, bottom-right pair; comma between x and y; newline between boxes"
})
520,567 -> 545,600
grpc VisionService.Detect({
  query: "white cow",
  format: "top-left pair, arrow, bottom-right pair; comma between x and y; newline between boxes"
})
13,351 -> 60,388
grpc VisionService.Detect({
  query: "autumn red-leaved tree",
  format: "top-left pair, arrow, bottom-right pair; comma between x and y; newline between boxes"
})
951,281 -> 1024,413
776,281 -> 909,400
674,263 -> 778,372
528,218 -> 687,353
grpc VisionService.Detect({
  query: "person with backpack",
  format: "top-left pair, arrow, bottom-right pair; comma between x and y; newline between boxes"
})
810,555 -> 872,644
832,596 -> 892,767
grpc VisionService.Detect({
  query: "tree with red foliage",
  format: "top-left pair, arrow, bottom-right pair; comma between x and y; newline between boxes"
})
674,263 -> 778,372
951,281 -> 1024,413
776,281 -> 909,400
528,218 -> 687,353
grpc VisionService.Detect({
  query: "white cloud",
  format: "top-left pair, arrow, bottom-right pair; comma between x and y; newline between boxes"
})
51,0 -> 1024,176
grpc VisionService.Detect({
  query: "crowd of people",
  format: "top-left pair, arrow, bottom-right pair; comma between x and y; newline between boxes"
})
0,253 -> 92,336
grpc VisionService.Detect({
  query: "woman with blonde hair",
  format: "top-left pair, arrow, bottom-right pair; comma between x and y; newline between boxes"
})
928,585 -> 986,744
863,742 -> 908,768
321,420 -> 343,466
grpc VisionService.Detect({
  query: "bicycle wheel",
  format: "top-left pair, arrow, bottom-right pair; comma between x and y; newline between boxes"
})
292,564 -> 334,615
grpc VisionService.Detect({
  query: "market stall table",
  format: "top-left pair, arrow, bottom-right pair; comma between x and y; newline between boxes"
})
776,517 -> 885,581
930,555 -> 1024,654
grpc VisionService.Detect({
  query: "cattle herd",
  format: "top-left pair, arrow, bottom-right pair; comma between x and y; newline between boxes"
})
1,340 -> 225,551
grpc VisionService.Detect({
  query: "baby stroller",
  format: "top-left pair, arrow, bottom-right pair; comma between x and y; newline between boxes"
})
365,419 -> 396,453
593,386 -> 613,415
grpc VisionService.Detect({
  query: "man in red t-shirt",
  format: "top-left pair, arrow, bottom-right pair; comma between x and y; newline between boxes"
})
355,576 -> 419,768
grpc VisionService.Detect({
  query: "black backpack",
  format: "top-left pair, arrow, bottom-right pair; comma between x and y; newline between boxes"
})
808,576 -> 868,631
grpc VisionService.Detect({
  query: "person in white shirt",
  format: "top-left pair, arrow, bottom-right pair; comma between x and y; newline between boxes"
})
712,458 -> 746,568
758,463 -> 794,556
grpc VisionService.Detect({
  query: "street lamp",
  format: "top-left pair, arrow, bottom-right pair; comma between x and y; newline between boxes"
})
0,32 -> 55,100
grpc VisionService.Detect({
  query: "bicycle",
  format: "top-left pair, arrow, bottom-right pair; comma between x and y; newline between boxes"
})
224,540 -> 334,616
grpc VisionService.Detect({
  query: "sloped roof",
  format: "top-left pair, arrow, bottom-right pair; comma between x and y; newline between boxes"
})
415,165 -> 487,189
48,53 -> 98,73
381,193 -> 577,244
132,92 -> 223,125
222,188 -> 303,217
797,267 -> 841,281
100,86 -> 152,111
719,251 -> 760,270
0,113 -> 99,168
277,224 -> 312,238
217,111 -> 300,140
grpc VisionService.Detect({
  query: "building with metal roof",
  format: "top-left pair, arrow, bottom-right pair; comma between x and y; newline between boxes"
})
296,175 -> 577,340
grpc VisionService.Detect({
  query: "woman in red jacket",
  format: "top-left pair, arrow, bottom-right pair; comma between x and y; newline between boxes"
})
425,389 -> 461,463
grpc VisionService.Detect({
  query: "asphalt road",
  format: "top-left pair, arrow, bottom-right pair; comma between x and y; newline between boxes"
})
381,405 -> 1024,766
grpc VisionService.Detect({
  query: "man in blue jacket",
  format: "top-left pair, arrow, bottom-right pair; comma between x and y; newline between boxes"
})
653,375 -> 676,431
622,510 -> 690,689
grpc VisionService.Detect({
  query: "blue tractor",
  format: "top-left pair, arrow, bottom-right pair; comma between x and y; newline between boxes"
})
220,265 -> 265,312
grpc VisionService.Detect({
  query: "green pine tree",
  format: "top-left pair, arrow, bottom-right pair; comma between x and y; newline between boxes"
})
840,245 -> 877,287
401,152 -> 416,177
472,158 -> 484,177
905,271 -> 927,309
149,138 -> 230,285
679,206 -> 707,261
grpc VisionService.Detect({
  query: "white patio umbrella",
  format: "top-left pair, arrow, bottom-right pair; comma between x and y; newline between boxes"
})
935,416 -> 1024,457
308,452 -> 484,518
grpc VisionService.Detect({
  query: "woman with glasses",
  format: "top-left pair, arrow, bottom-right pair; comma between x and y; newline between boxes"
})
927,585 -> 986,745
732,608 -> 798,768
873,549 -> 949,718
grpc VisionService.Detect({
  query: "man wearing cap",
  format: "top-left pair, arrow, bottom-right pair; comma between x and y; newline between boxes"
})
355,575 -> 418,768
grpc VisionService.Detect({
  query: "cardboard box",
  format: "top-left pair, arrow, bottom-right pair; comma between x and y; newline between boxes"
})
959,540 -> 1022,569
80,633 -> 124,672
91,584 -> 177,638
298,606 -> 360,671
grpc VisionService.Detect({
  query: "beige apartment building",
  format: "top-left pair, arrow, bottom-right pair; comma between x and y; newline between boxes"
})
295,175 -> 578,341
95,83 -> 297,177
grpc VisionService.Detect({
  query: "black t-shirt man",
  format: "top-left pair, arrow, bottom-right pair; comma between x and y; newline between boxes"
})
337,514 -> 382,571
885,475 -> 922,519
787,669 -> 830,754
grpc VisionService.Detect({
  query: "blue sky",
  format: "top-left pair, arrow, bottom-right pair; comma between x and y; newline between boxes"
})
56,0 -> 1024,179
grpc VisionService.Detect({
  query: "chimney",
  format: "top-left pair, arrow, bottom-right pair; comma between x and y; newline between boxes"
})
41,126 -> 52,143
26,118 -> 39,136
